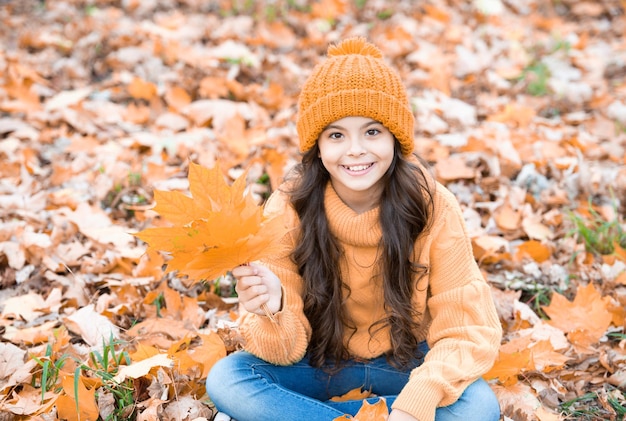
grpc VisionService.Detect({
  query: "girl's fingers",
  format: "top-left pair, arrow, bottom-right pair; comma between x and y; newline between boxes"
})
236,281 -> 267,297
232,263 -> 281,315
234,275 -> 263,292
241,294 -> 270,313
231,265 -> 256,277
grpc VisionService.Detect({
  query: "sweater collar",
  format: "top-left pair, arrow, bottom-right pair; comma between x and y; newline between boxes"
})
324,183 -> 382,247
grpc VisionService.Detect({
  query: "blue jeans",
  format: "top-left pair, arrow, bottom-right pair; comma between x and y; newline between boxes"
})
205,342 -> 500,421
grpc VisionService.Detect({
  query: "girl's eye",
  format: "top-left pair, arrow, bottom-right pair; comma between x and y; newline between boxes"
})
329,132 -> 343,140
366,129 -> 380,136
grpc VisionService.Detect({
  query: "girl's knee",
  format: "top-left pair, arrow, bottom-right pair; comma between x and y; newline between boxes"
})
460,379 -> 500,420
436,379 -> 500,421
205,351 -> 259,400
206,355 -> 231,400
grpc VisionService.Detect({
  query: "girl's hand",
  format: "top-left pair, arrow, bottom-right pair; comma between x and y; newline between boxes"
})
232,263 -> 282,317
387,409 -> 419,421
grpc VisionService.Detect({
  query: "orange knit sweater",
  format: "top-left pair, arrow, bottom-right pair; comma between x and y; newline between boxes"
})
238,181 -> 502,421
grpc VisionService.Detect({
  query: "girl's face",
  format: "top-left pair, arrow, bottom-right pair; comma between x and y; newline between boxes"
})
317,116 -> 396,213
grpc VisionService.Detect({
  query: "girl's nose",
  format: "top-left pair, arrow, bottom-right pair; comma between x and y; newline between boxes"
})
347,137 -> 366,156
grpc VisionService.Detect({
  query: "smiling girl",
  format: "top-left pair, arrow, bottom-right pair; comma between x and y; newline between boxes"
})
205,37 -> 502,421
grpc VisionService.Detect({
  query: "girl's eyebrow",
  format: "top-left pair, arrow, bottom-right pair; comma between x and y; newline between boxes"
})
323,124 -> 344,131
323,120 -> 382,131
361,120 -> 382,129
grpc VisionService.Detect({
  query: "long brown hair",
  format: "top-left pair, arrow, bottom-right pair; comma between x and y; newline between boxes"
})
286,142 -> 435,369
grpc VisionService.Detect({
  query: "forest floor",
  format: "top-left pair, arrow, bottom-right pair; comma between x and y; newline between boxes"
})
0,1 -> 626,420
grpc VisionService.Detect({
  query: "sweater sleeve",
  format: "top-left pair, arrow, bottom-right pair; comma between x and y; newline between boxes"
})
392,187 -> 502,421
237,190 -> 311,365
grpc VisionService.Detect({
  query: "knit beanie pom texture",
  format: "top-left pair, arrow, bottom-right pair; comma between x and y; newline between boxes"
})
296,37 -> 415,156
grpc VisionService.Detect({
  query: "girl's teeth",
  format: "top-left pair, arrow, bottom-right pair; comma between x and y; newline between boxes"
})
347,164 -> 370,171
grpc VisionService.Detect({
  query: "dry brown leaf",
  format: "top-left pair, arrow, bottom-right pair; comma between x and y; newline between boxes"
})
128,77 -> 158,101
0,342 -> 36,392
64,304 -> 120,349
1,2 -> 625,419
494,202 -> 522,231
434,155 -> 476,182
2,320 -> 60,345
1,292 -> 46,322
1,385 -> 58,416
491,382 -> 542,420
159,395 -> 212,421
164,86 -> 191,111
542,283 -> 613,347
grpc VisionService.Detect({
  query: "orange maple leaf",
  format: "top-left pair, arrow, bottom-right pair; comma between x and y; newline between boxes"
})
483,347 -> 533,386
189,333 -> 227,378
333,397 -> 389,421
330,386 -> 373,402
136,162 -> 289,282
56,373 -> 100,421
541,283 -> 613,347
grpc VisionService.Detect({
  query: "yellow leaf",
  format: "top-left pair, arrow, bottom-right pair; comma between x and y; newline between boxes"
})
129,343 -> 161,362
112,353 -> 173,383
187,161 -> 231,212
135,162 -> 290,282
151,189 -> 207,225
541,283 -> 612,346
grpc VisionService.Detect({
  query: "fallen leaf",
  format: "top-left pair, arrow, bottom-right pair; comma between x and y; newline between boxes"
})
188,333 -> 227,378
434,155 -> 475,181
330,386 -> 372,402
352,397 -> 389,421
128,77 -> 158,101
0,342 -> 36,391
515,240 -> 552,263
483,347 -> 533,386
1,292 -> 46,322
64,304 -> 120,349
56,374 -> 100,421
113,353 -> 173,383
542,283 -> 613,347
2,320 -> 60,345
1,385 -> 58,416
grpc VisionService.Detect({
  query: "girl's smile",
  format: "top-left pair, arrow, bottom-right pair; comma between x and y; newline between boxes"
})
342,163 -> 374,173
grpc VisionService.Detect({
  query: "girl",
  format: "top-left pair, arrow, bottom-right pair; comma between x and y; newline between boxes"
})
205,37 -> 502,421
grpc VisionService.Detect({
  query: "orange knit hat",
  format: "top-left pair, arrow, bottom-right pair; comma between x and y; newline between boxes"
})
296,37 -> 415,156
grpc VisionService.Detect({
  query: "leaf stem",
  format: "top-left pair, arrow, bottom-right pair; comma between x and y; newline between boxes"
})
261,302 -> 277,323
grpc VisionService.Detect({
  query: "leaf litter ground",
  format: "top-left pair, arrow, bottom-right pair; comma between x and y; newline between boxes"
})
0,1 -> 626,420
